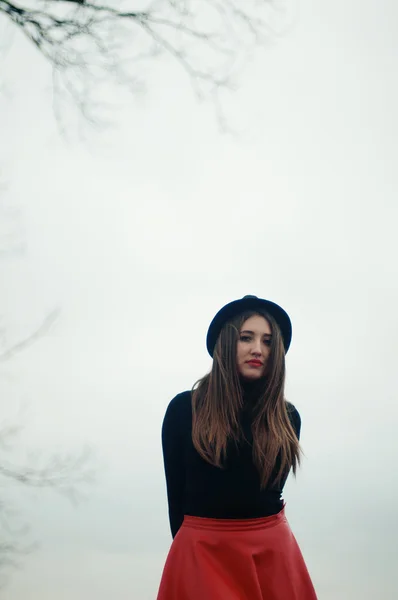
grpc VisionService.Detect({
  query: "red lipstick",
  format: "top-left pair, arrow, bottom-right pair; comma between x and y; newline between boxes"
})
246,360 -> 263,367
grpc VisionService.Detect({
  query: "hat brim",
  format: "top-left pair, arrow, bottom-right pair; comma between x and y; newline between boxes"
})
206,296 -> 292,357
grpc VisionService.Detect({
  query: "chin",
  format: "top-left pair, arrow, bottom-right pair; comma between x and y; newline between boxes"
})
241,371 -> 264,380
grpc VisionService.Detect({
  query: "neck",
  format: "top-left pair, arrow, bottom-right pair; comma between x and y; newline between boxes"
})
239,377 -> 265,405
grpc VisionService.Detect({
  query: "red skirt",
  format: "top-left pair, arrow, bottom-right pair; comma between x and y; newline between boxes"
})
157,506 -> 317,600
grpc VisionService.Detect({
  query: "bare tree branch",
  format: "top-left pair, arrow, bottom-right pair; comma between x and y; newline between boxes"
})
0,175 -> 96,583
0,418 -> 96,579
0,415 -> 95,581
0,445 -> 95,503
0,0 -> 288,128
0,309 -> 60,363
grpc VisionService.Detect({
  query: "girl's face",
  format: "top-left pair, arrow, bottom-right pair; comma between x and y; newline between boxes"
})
236,315 -> 272,381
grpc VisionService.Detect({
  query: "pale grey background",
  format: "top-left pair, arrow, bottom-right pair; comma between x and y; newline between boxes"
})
1,0 -> 397,598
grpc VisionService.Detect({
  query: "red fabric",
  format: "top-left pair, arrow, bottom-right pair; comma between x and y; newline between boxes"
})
157,507 -> 317,600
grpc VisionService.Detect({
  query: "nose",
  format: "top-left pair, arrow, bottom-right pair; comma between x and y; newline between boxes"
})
251,340 -> 262,356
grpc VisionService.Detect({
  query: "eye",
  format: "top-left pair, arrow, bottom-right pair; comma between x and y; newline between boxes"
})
263,339 -> 271,346
240,335 -> 252,342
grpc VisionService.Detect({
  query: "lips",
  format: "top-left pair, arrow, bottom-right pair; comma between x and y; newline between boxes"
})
246,360 -> 263,366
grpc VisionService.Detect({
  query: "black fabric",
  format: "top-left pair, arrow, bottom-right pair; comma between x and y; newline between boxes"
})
161,387 -> 301,538
206,295 -> 292,357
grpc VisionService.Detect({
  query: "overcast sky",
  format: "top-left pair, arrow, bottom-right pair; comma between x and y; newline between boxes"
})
1,0 -> 397,598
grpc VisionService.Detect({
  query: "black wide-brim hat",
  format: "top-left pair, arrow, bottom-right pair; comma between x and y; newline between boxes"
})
206,295 -> 292,357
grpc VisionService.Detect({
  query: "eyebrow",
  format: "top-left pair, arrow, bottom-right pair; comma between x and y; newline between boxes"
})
240,330 -> 272,337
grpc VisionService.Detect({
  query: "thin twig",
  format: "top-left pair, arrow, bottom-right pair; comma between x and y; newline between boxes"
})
0,1 -> 285,128
0,309 -> 60,363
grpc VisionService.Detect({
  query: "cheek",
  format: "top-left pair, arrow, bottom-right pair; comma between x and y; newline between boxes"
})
263,348 -> 271,367
236,343 -> 246,361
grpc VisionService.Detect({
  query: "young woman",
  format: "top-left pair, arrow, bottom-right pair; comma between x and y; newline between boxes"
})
157,295 -> 317,600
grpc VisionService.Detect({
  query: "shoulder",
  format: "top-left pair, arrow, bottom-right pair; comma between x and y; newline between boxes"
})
165,391 -> 192,414
162,391 -> 192,428
162,391 -> 192,446
285,401 -> 301,436
285,400 -> 300,418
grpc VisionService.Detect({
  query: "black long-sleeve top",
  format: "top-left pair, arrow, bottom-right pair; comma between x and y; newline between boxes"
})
161,387 -> 301,538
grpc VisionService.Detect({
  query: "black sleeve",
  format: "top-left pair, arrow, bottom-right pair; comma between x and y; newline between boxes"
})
161,395 -> 186,538
286,402 -> 301,441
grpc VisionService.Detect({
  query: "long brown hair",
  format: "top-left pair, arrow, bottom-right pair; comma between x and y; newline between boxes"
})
191,310 -> 301,488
